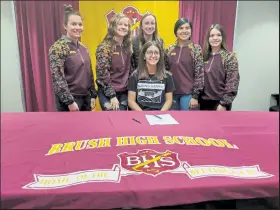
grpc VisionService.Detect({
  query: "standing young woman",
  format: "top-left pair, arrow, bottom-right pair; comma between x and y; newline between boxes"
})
200,24 -> 240,111
95,13 -> 132,111
49,5 -> 97,111
132,13 -> 169,71
166,18 -> 204,110
128,41 -> 175,111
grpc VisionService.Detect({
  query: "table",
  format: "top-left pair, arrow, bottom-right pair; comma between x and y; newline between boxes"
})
1,111 -> 279,209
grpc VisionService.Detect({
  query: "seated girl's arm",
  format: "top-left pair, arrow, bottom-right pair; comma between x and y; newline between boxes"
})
127,73 -> 142,111
161,72 -> 175,111
128,91 -> 142,111
161,92 -> 173,111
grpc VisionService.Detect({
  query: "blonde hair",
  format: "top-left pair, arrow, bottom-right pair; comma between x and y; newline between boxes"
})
102,13 -> 132,53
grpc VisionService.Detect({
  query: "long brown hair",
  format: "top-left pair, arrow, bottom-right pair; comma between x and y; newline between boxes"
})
138,13 -> 162,47
137,41 -> 166,80
102,13 -> 132,53
202,24 -> 228,61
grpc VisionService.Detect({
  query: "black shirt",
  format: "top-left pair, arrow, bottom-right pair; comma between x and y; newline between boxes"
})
128,72 -> 175,110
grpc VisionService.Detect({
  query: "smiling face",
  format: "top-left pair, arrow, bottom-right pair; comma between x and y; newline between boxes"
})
141,15 -> 156,36
64,14 -> 83,39
209,28 -> 222,48
114,17 -> 129,38
145,45 -> 160,66
176,23 -> 191,41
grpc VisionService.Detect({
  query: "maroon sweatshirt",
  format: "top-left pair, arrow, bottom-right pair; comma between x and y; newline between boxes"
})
167,41 -> 204,99
49,36 -> 97,105
96,41 -> 132,98
202,51 -> 240,106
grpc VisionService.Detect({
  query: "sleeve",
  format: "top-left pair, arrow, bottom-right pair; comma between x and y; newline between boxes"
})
220,52 -> 240,106
49,45 -> 74,105
131,37 -> 139,71
192,45 -> 204,99
127,73 -> 138,92
89,60 -> 97,99
129,55 -> 134,76
158,38 -> 171,71
165,73 -> 175,93
95,44 -> 116,99
165,45 -> 173,71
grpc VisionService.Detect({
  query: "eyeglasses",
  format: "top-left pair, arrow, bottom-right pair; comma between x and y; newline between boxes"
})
146,51 -> 160,56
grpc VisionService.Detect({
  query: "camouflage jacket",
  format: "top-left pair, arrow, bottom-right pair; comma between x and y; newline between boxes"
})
210,50 -> 240,106
95,41 -> 132,98
49,36 -> 97,105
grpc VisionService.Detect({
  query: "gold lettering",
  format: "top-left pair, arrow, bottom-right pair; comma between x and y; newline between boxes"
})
86,139 -> 98,149
39,179 -> 56,185
117,136 -> 139,146
76,174 -> 87,181
58,177 -> 69,183
98,138 -> 111,148
39,179 -> 50,185
199,168 -> 205,174
220,139 -> 239,149
229,169 -> 236,175
147,136 -> 161,144
173,136 -> 185,144
61,142 -> 76,153
208,138 -> 225,147
183,136 -> 199,145
92,172 -> 108,178
75,140 -> 89,150
208,168 -> 215,173
195,137 -> 211,146
46,143 -> 63,155
218,168 -> 227,173
189,168 -> 200,176
135,136 -> 147,145
162,136 -> 174,144
210,167 -> 227,174
129,136 -> 136,145
116,136 -> 129,146
239,170 -> 245,176
246,169 -> 256,175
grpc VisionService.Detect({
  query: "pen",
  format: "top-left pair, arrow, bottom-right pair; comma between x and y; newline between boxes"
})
153,115 -> 162,119
132,118 -> 141,124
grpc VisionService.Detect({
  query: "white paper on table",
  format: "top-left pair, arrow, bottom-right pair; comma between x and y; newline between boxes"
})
145,114 -> 179,125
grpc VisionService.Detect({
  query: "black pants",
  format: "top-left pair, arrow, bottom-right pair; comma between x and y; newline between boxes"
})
97,90 -> 128,111
55,94 -> 91,111
199,98 -> 232,111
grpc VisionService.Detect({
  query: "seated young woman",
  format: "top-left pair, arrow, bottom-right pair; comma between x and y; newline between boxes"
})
128,41 -> 175,111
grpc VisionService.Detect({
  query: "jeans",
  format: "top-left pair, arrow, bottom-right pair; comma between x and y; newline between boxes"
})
172,94 -> 192,110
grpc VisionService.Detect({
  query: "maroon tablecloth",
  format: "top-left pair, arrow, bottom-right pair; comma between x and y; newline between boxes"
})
1,111 -> 279,209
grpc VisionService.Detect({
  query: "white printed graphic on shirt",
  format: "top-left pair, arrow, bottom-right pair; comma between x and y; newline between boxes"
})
137,81 -> 165,104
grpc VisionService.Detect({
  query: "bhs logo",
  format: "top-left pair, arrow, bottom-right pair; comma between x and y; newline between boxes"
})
105,6 -> 149,36
118,149 -> 180,176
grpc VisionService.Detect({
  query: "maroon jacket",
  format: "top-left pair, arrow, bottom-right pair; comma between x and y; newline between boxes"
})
95,40 -> 132,99
166,41 -> 204,99
49,35 -> 97,105
202,50 -> 240,106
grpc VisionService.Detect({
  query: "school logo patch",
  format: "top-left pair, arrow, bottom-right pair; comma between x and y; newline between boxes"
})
118,149 -> 180,176
105,6 -> 149,36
